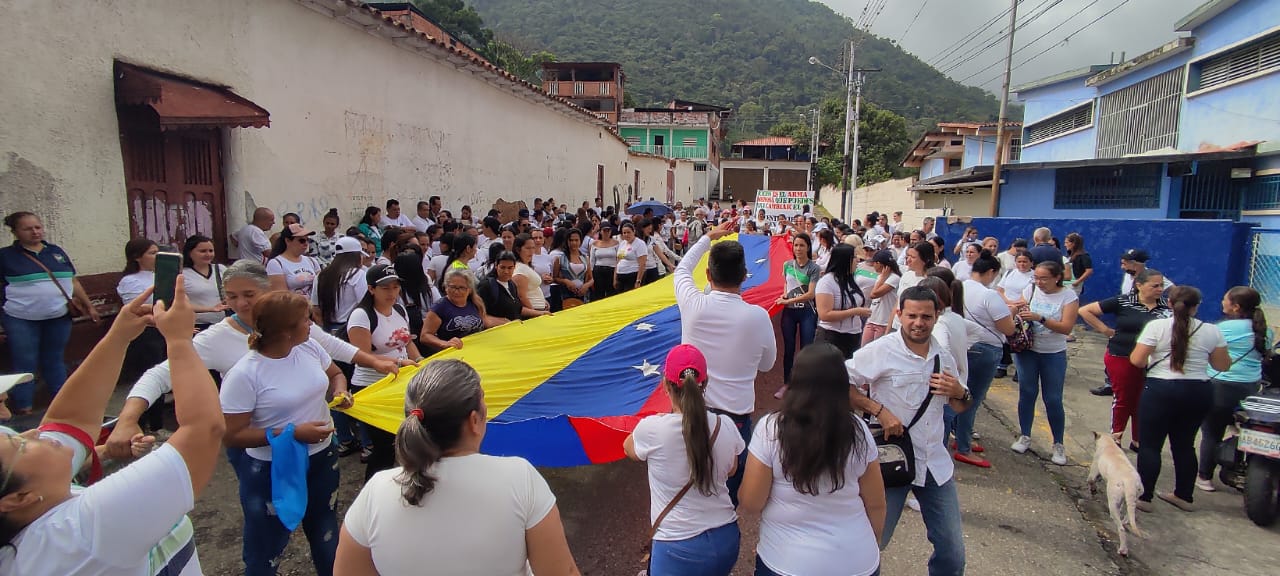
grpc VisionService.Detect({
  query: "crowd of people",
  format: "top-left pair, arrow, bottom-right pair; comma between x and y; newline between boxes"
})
0,196 -> 1270,575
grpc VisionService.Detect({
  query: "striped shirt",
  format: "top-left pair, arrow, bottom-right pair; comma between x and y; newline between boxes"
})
0,241 -> 76,321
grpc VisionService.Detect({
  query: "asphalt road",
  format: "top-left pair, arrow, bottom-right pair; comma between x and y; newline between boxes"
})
81,320 -> 1279,575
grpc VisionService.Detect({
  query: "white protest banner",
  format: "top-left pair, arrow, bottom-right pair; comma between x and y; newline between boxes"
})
752,190 -> 815,219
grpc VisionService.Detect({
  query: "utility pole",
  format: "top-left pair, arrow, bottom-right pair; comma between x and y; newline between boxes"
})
840,39 -> 855,224
850,71 -> 864,225
810,108 -> 821,193
988,0 -> 1019,217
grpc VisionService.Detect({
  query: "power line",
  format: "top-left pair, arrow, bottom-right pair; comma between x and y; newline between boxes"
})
953,0 -> 1077,84
925,3 -> 1013,64
896,0 -> 932,45
937,0 -> 1058,74
929,0 -> 1027,70
977,0 -> 1136,89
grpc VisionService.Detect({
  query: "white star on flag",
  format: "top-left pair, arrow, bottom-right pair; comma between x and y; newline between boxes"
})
632,359 -> 660,377
635,322 -> 656,332
755,258 -> 767,264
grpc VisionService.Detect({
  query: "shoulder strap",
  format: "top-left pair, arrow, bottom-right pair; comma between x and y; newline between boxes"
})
1148,320 -> 1206,371
214,263 -> 224,300
21,251 -> 74,305
650,417 -> 722,538
39,422 -> 103,485
904,388 -> 935,432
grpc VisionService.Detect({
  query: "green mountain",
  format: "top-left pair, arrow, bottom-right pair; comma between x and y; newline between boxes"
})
467,0 -> 1001,136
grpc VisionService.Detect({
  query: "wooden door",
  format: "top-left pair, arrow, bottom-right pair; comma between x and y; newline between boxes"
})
120,129 -> 227,258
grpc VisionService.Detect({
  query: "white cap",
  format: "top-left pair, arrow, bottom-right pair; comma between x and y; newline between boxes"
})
0,373 -> 33,396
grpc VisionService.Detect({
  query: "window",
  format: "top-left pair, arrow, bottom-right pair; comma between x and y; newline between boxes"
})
1054,164 -> 1161,209
599,83 -> 611,95
1189,30 -> 1280,93
1246,175 -> 1280,211
1025,103 -> 1093,145
1008,138 -> 1021,162
693,163 -> 708,172
682,137 -> 698,147
1096,68 -> 1182,158
624,136 -> 640,146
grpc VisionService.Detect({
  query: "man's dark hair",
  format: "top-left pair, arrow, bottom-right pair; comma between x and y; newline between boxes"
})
899,285 -> 941,311
416,200 -> 429,210
429,195 -> 441,205
708,241 -> 747,287
386,199 -> 400,209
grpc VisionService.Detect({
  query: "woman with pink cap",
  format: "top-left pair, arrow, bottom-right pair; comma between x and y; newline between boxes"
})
624,344 -> 744,575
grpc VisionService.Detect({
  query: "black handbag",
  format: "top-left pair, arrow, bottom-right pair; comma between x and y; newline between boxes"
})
871,355 -> 940,488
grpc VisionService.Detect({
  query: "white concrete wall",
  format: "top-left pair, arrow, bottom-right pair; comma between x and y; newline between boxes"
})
917,189 -> 993,218
0,0 -> 653,274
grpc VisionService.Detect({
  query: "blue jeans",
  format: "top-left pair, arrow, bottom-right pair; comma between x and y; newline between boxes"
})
882,472 -> 966,576
756,556 -> 878,576
948,342 -> 1001,454
1014,350 -> 1067,443
1,314 -> 72,410
779,306 -> 817,384
231,441 -> 340,576
651,521 -> 739,576
711,410 -> 752,507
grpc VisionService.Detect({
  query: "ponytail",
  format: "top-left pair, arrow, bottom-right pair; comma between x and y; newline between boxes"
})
1226,286 -> 1269,357
1168,286 -> 1203,373
395,359 -> 483,506
670,374 -> 715,496
926,266 -> 965,317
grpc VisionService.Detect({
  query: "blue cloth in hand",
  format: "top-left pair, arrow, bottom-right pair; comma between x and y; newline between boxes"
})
267,424 -> 310,530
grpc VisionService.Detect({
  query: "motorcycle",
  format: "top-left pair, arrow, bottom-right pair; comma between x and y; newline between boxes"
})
1218,387 -> 1280,526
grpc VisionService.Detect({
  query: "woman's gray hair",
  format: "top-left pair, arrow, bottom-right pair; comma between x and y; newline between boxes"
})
441,267 -> 475,293
395,359 -> 484,506
223,259 -> 271,289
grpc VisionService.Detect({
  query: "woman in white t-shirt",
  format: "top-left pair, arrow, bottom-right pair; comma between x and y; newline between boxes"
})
613,222 -> 648,293
624,344 -> 744,575
0,279 -> 222,576
1010,260 -> 1080,467
180,234 -> 229,329
739,343 -> 886,576
221,291 -> 352,575
117,238 -> 169,432
956,252 -> 1016,468
336,359 -> 580,575
1129,286 -> 1230,511
512,234 -> 550,315
814,244 -> 872,359
267,224 -> 321,298
951,242 -> 980,282
996,250 -> 1034,307
314,238 -> 369,333
863,250 -> 902,346
346,263 -> 423,480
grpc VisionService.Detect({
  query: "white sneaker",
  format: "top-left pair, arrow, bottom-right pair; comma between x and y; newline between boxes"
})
906,495 -> 921,512
1011,435 -> 1032,454
1196,477 -> 1217,492
1051,444 -> 1067,466
971,431 -> 981,440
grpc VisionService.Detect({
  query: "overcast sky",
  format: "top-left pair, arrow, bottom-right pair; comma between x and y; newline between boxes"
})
818,0 -> 1207,94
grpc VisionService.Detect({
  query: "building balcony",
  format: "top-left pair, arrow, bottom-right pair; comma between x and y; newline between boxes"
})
594,111 -> 616,123
629,144 -> 707,159
544,81 -> 618,98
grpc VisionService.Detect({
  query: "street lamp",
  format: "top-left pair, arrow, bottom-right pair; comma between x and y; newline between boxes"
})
808,43 -> 857,224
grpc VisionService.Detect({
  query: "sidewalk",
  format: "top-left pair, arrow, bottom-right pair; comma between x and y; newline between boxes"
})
980,330 -> 1280,575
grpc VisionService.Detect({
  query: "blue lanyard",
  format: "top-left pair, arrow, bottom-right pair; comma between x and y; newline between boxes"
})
230,314 -> 253,334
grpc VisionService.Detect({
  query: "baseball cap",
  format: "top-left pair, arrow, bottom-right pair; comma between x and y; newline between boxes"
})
0,373 -> 33,396
334,236 -> 366,256
518,208 -> 531,219
1120,248 -> 1150,263
366,263 -> 400,286
664,344 -> 708,387
871,249 -> 896,265
285,223 -> 314,238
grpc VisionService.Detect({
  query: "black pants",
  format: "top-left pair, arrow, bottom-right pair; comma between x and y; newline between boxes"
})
1198,379 -> 1260,480
1137,377 -> 1212,502
123,327 -> 168,431
404,305 -> 423,349
593,266 -> 615,301
709,409 -> 752,507
642,268 -> 660,285
365,425 -> 397,482
815,327 -> 861,359
615,272 -> 640,293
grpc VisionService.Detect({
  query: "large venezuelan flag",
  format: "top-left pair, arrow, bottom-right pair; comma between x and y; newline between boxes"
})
339,233 -> 791,466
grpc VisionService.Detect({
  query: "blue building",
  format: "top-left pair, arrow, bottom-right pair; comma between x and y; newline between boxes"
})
913,0 -> 1280,223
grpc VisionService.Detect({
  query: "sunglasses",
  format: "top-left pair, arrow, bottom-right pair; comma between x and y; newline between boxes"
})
291,237 -> 310,244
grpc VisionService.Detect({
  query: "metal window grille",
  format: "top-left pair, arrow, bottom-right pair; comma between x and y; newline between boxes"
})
1096,68 -> 1182,158
1179,162 -> 1247,220
599,83 -> 611,95
682,138 -> 698,146
693,163 -> 708,172
1008,138 -> 1022,162
624,137 -> 640,146
1025,104 -> 1093,145
1246,175 -> 1280,211
1194,32 -> 1280,92
574,82 -> 584,95
1053,164 -> 1161,209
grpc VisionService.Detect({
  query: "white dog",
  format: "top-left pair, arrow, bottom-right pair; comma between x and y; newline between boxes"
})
1087,431 -> 1145,556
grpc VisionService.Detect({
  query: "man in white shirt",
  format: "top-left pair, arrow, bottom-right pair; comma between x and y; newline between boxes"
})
674,223 -> 776,504
921,216 -> 940,241
1119,248 -> 1174,295
233,207 -> 274,263
380,199 -> 415,230
411,200 -> 436,233
847,286 -> 971,575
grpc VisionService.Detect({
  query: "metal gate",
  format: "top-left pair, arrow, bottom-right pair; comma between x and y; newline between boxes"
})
120,129 -> 228,256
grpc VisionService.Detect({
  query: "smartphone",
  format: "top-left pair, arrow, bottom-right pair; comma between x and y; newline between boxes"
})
933,355 -> 941,374
154,252 -> 182,307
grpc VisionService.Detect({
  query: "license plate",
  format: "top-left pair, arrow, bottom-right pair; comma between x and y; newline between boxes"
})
1239,428 -> 1280,458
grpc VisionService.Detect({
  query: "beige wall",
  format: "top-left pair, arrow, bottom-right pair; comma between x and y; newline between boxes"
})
627,155 -> 697,207
0,0 -> 657,274
916,189 -> 993,218
821,178 -> 940,231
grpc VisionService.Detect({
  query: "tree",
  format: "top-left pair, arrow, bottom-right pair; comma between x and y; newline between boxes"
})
412,0 -> 493,49
485,39 -> 556,84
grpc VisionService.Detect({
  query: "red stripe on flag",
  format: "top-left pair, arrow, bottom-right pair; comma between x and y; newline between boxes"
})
742,235 -> 793,316
568,416 -> 641,463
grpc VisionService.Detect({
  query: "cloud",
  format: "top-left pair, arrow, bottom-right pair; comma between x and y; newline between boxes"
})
818,0 -> 1205,94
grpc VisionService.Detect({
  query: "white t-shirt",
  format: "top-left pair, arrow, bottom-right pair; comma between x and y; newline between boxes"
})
234,224 -> 270,262
997,251 -> 1017,280
7,443 -> 201,576
220,339 -> 335,461
381,213 -> 415,230
1021,285 -> 1079,354
311,267 -> 368,324
749,413 -> 881,576
964,278 -> 1011,348
343,456 -> 556,576
347,306 -> 413,387
934,311 -> 975,385
952,259 -> 973,281
1137,318 -> 1227,380
816,274 -> 866,335
426,253 -> 449,282
615,238 -> 648,275
267,255 -> 321,298
183,265 -> 227,325
998,269 -> 1033,301
411,215 -> 436,233
116,271 -> 154,303
631,412 -> 743,540
867,273 -> 900,327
